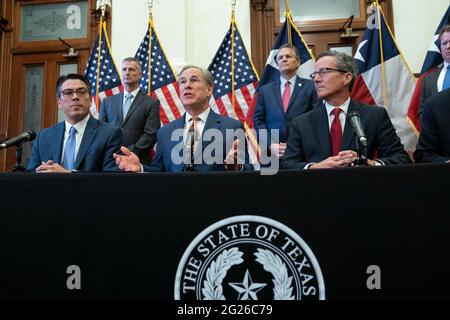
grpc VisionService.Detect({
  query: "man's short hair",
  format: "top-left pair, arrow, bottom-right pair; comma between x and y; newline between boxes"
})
317,51 -> 358,91
178,65 -> 214,87
122,57 -> 142,73
56,73 -> 92,97
277,43 -> 301,62
439,25 -> 450,40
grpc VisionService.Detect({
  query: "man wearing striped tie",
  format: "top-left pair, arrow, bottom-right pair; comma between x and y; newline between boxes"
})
27,74 -> 122,172
114,65 -> 252,172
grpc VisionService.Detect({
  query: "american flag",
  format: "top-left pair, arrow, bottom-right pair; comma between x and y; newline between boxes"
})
208,19 -> 259,166
85,21 -> 122,117
134,18 -> 184,125
208,22 -> 258,122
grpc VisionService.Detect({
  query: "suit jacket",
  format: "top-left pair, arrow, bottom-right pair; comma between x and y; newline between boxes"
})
253,76 -> 322,147
27,117 -> 122,172
281,100 -> 411,169
143,110 -> 252,172
419,65 -> 442,122
414,89 -> 450,163
100,90 -> 160,165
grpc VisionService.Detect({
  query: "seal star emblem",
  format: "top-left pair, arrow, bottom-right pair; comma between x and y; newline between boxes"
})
228,269 -> 267,300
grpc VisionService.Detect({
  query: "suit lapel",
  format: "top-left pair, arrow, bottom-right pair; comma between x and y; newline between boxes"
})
53,122 -> 65,163
170,115 -> 186,171
313,105 -> 332,156
123,91 -> 143,125
114,93 -> 124,125
272,79 -> 284,113
341,100 -> 359,151
285,76 -> 302,113
74,117 -> 98,169
200,111 -> 221,155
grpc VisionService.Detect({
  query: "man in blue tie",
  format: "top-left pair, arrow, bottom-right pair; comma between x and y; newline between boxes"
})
419,25 -> 450,122
100,57 -> 160,165
27,73 -> 122,172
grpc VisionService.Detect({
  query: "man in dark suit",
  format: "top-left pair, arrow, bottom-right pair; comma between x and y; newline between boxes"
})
100,57 -> 160,165
281,51 -> 411,170
419,25 -> 450,122
27,74 -> 122,172
114,65 -> 251,172
253,43 -> 321,160
414,89 -> 450,163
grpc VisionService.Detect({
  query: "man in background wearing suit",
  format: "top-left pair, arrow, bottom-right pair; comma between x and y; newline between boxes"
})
27,74 -> 122,172
281,51 -> 411,170
253,43 -> 321,160
100,57 -> 160,165
414,89 -> 450,163
114,65 -> 251,172
419,25 -> 450,122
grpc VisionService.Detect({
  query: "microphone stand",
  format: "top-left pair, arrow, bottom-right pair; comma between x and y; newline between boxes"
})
11,143 -> 26,172
183,128 -> 196,172
354,137 -> 368,167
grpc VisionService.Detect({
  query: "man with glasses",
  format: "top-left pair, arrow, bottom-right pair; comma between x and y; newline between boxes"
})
253,43 -> 321,160
27,73 -> 122,172
281,51 -> 410,170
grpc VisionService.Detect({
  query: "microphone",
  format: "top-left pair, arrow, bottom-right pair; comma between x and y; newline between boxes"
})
0,130 -> 36,150
347,112 -> 368,149
183,126 -> 195,171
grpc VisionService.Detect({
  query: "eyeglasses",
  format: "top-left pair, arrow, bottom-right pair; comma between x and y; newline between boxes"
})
60,88 -> 90,98
309,67 -> 348,80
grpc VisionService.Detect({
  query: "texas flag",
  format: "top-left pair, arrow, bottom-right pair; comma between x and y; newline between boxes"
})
406,5 -> 450,132
351,3 -> 417,153
245,11 -> 314,128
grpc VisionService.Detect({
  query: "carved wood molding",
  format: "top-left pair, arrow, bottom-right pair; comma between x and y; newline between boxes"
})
0,16 -> 12,32
251,0 -> 273,12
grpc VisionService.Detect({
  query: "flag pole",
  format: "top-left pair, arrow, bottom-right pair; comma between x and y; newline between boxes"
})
374,1 -> 388,108
145,0 -> 154,95
94,1 -> 110,110
285,0 -> 292,44
231,0 -> 237,118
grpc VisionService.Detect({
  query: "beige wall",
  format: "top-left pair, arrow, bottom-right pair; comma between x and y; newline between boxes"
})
393,0 -> 449,73
111,0 -> 449,74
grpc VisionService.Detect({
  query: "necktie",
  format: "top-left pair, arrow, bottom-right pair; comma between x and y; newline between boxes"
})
282,81 -> 291,112
443,65 -> 450,91
184,117 -> 200,165
123,93 -> 133,120
330,108 -> 342,156
63,126 -> 77,170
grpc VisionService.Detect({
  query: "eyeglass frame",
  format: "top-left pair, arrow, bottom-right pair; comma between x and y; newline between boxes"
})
309,67 -> 349,80
59,88 -> 90,99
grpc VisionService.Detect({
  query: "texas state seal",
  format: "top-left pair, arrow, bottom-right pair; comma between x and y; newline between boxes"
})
174,215 -> 325,300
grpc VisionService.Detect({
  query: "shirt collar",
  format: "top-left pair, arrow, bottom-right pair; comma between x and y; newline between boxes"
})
123,87 -> 140,98
280,75 -> 297,87
324,98 -> 351,116
185,108 -> 211,125
65,114 -> 90,135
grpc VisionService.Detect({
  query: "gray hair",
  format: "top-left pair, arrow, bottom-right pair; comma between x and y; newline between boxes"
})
178,65 -> 214,87
122,57 -> 142,73
317,51 -> 358,91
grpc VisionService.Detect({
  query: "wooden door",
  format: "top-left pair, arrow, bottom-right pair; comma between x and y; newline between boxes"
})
5,51 -> 89,171
0,0 -> 110,172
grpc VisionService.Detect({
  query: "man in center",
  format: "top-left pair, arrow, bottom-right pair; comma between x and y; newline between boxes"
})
114,65 -> 251,172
